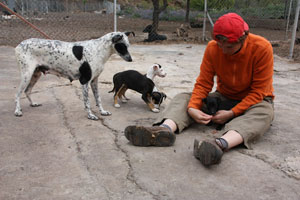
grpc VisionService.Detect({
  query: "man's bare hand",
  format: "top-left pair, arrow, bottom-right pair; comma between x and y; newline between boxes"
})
212,110 -> 234,124
188,107 -> 212,125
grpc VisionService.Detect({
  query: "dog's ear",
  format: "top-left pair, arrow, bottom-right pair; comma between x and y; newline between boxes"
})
79,61 -> 92,85
125,31 -> 135,37
112,34 -> 123,43
162,92 -> 167,99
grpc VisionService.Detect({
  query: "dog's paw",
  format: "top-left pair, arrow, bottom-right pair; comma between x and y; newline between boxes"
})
88,113 -> 99,120
121,99 -> 127,103
151,108 -> 160,113
114,104 -> 121,108
101,110 -> 111,116
30,103 -> 42,107
14,110 -> 23,117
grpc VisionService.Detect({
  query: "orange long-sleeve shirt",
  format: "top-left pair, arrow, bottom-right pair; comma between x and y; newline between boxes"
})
188,33 -> 274,116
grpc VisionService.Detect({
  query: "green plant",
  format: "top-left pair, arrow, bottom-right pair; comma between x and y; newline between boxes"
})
120,6 -> 135,15
132,13 -> 141,18
139,1 -> 152,9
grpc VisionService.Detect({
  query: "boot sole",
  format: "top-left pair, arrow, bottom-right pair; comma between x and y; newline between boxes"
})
194,139 -> 223,166
125,126 -> 175,147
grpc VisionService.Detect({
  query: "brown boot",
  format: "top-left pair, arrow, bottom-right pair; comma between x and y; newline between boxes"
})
193,139 -> 223,166
124,126 -> 176,147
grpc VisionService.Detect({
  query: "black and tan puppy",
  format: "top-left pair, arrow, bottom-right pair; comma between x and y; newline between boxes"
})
109,70 -> 160,112
109,64 -> 166,112
202,96 -> 240,130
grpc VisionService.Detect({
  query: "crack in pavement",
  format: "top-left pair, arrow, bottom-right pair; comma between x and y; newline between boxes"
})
98,117 -> 164,200
238,149 -> 300,180
50,87 -> 112,200
70,84 -> 163,199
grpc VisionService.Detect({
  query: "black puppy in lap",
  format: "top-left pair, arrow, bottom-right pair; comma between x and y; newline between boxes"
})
202,96 -> 240,130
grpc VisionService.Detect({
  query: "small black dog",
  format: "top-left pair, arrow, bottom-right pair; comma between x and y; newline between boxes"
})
143,25 -> 167,42
109,70 -> 160,112
202,96 -> 240,130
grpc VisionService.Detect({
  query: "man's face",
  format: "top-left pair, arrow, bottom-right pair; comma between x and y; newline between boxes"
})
217,41 -> 243,55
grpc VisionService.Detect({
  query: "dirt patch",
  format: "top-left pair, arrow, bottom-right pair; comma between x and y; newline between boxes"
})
272,41 -> 300,62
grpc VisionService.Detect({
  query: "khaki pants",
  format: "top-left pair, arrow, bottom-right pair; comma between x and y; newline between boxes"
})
154,92 -> 274,149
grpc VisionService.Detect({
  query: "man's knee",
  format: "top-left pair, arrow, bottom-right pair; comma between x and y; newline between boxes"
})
251,100 -> 274,122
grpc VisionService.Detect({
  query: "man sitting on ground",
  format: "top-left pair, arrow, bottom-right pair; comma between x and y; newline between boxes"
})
124,13 -> 275,167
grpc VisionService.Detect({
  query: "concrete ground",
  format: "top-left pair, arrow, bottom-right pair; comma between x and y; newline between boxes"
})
0,44 -> 300,200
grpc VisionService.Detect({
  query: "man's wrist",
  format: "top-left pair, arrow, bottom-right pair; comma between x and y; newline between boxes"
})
230,110 -> 235,118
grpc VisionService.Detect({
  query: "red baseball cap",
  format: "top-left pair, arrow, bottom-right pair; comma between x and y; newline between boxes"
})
213,13 -> 249,43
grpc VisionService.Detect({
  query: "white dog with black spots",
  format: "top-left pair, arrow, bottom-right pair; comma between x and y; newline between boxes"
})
14,31 -> 135,120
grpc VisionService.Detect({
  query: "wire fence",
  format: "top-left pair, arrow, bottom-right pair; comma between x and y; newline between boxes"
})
0,0 -> 299,60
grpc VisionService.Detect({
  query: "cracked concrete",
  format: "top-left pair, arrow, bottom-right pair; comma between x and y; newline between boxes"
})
1,44 -> 300,200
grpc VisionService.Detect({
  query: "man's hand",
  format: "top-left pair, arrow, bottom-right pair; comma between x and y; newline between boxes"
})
188,107 -> 212,125
212,110 -> 234,124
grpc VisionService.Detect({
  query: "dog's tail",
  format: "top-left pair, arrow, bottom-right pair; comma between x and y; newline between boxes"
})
108,86 -> 115,93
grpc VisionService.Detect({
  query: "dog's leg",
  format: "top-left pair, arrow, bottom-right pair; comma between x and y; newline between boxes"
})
25,69 -> 42,107
122,88 -> 130,101
90,77 -> 111,116
152,98 -> 160,109
114,88 -> 121,108
142,93 -> 159,113
15,80 -> 27,117
123,92 -> 130,100
82,83 -> 98,120
147,101 -> 160,113
119,85 -> 129,103
114,84 -> 126,108
14,66 -> 35,116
